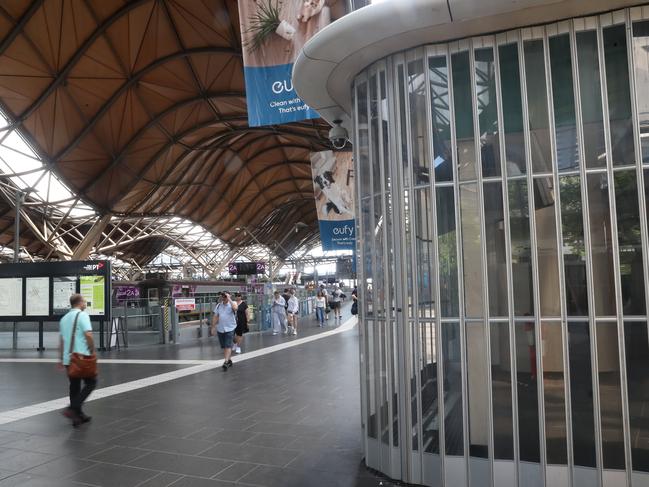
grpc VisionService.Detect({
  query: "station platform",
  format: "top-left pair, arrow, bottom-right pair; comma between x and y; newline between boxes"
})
0,305 -> 391,487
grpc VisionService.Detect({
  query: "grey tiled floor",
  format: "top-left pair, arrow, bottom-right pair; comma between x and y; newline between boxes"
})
0,305 -> 398,487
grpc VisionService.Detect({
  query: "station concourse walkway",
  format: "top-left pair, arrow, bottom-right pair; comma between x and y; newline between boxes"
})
0,304 -> 395,487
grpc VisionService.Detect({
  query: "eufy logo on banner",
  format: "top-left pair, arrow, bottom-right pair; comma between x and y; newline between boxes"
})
237,0 -> 348,127
310,150 -> 355,251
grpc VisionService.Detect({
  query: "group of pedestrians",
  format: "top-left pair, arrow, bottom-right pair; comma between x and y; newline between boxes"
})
271,288 -> 300,335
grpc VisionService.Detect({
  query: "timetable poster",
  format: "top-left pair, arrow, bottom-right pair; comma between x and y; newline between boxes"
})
80,275 -> 105,315
0,277 -> 22,316
53,276 -> 77,315
25,277 -> 49,316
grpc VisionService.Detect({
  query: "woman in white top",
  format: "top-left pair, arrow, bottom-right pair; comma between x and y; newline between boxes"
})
286,289 -> 299,336
315,291 -> 326,327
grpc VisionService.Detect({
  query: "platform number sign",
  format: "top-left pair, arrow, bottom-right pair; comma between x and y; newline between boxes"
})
228,262 -> 266,275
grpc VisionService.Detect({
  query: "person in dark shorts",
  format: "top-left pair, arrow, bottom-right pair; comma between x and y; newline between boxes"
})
211,291 -> 238,371
233,293 -> 249,354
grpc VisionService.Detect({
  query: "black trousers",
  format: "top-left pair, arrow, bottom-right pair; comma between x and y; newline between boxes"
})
68,373 -> 97,413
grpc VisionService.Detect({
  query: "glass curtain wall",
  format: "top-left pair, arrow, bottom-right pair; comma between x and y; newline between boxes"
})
354,8 -> 649,487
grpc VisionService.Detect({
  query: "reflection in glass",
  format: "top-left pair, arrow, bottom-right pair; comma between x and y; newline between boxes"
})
374,194 -> 386,317
358,80 -> 370,199
541,322 -> 568,464
490,322 -> 514,460
568,322 -> 596,467
411,321 -> 419,450
559,176 -> 589,316
509,180 -> 534,316
614,171 -> 646,315
475,48 -> 501,178
366,320 -> 378,438
398,64 -> 410,188
442,322 -> 464,455
632,21 -> 649,163
358,81 -> 374,317
421,322 -> 439,453
499,43 -> 526,175
515,321 -> 540,462
524,40 -> 553,173
596,322 -> 625,469
391,321 -> 399,446
466,321 -> 489,458
549,35 -> 579,171
483,182 -> 508,316
408,58 -> 429,186
576,31 -> 607,169
624,321 -> 649,472
534,177 -> 561,315
429,55 -> 453,182
380,321 -> 389,445
586,174 -> 616,316
460,184 -> 484,317
437,186 -> 459,317
371,74 -> 381,196
453,51 -> 477,181
381,71 -> 396,318
404,190 -> 414,318
415,188 -> 434,318
604,25 -> 635,167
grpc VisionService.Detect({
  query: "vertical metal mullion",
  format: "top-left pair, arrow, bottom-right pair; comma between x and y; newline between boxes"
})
390,55 -> 410,479
570,20 -> 604,486
352,73 -> 369,463
381,58 -> 398,478
423,43 -> 445,483
518,31 -> 538,487
470,36 -> 494,487
544,24 -> 576,482
448,40 -> 471,481
427,43 -> 448,482
493,34 -> 523,487
399,52 -> 417,482
376,59 -> 392,475
622,8 -> 648,481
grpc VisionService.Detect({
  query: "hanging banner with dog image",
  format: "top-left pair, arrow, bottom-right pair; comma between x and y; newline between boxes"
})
311,150 -> 355,250
238,0 -> 347,127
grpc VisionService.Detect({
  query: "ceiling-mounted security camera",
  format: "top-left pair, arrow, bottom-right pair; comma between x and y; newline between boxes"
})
329,120 -> 349,150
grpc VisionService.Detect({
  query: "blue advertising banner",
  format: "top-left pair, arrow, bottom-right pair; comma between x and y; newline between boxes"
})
311,150 -> 355,251
243,64 -> 318,126
238,0 -> 347,127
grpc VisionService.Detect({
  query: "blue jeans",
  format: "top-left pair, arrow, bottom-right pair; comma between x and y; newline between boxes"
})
315,307 -> 324,324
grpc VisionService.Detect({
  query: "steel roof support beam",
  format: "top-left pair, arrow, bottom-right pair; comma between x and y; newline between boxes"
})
71,213 -> 112,260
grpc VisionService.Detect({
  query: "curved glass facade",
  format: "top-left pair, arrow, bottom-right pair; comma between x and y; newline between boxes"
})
353,8 -> 649,487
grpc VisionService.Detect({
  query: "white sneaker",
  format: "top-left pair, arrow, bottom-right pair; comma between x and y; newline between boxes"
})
293,330 -> 298,336
235,347 -> 242,354
272,332 -> 278,335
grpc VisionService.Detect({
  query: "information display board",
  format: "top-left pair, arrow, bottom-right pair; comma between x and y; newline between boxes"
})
228,262 -> 266,275
0,260 -> 111,321
0,278 -> 23,316
80,275 -> 105,315
53,276 -> 76,315
26,277 -> 49,316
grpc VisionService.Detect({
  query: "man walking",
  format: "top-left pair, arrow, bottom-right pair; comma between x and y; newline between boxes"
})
331,283 -> 343,321
59,294 -> 96,427
211,292 -> 238,371
319,283 -> 329,320
286,288 -> 299,336
271,290 -> 287,335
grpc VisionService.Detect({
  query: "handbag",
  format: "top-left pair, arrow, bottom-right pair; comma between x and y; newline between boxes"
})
351,301 -> 358,315
67,311 -> 97,379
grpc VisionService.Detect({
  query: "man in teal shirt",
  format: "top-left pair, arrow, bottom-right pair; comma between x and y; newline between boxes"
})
59,294 -> 96,426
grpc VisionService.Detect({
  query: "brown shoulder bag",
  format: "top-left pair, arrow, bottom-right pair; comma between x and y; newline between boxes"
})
67,311 -> 97,379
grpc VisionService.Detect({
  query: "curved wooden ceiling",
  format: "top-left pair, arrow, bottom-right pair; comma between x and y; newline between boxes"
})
0,0 -> 329,258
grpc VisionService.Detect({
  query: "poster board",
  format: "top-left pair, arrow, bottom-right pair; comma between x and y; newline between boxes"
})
0,278 -> 23,316
0,260 -> 111,321
26,277 -> 49,316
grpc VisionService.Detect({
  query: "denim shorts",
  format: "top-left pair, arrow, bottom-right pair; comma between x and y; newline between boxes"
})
217,331 -> 235,349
